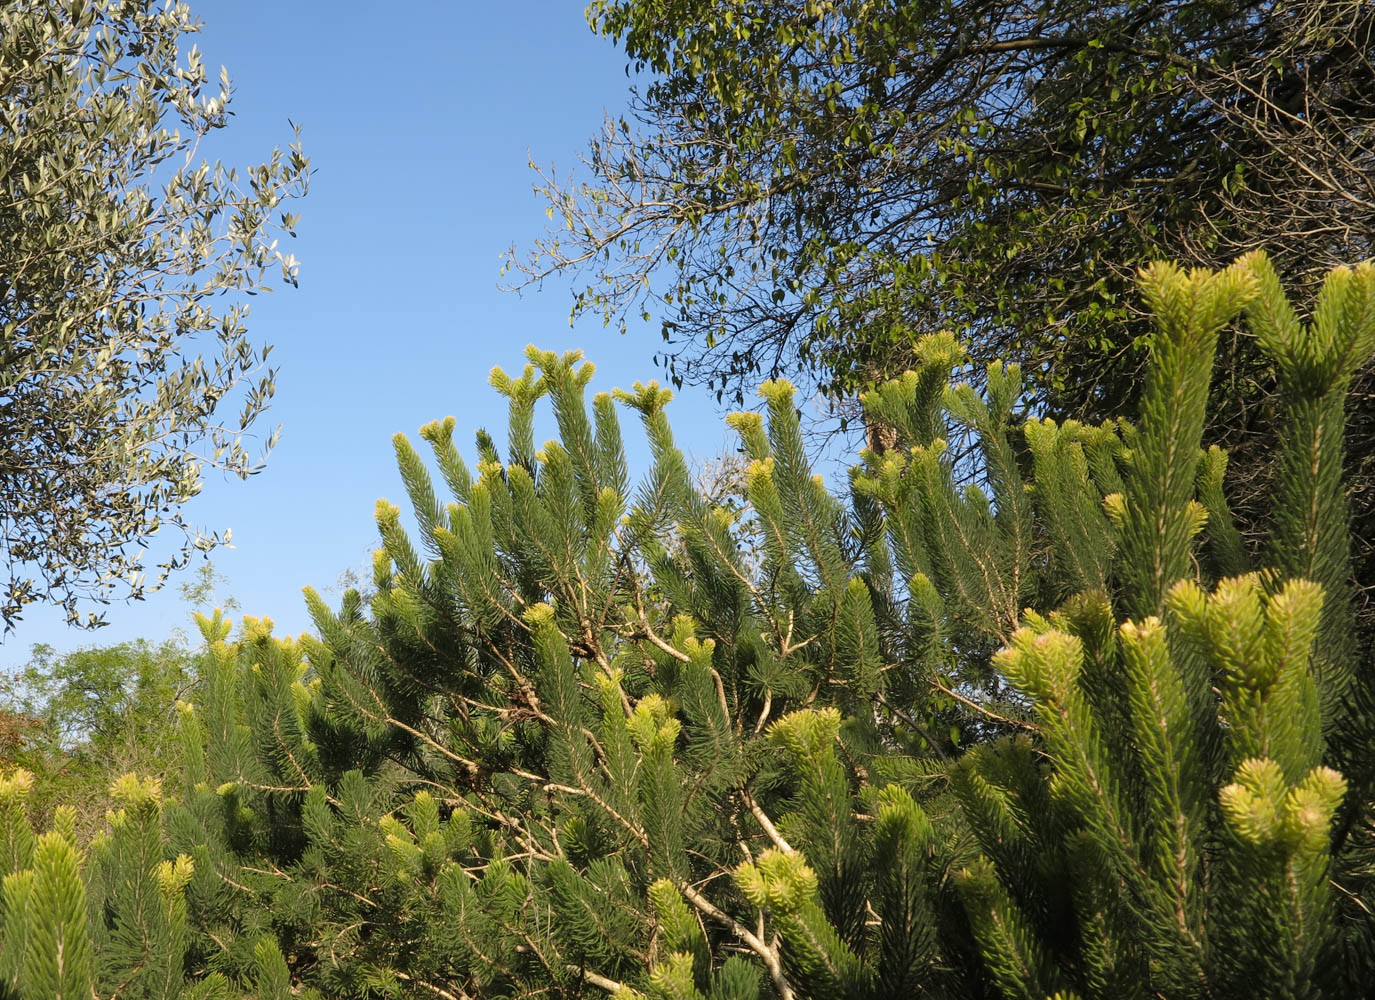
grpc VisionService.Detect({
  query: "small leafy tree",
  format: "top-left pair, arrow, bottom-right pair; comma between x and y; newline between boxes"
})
6,641 -> 196,757
0,0 -> 309,629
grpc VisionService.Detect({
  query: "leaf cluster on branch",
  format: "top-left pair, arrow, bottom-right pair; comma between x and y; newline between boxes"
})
514,0 -> 1375,405
0,0 -> 309,630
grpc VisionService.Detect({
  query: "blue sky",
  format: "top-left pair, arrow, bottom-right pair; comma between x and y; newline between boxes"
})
4,1 -> 747,660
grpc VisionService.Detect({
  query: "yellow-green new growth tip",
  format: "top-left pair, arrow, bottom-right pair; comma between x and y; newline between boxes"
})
648,951 -> 699,999
194,608 -> 233,644
418,414 -> 457,445
238,615 -> 277,642
682,635 -> 715,665
724,411 -> 763,434
525,345 -> 597,389
109,773 -> 162,809
876,784 -> 934,845
155,855 -> 195,900
1219,757 -> 1288,845
735,849 -> 819,911
0,769 -> 34,803
628,695 -> 681,753
744,456 -> 775,482
49,807 -> 77,848
490,362 -> 547,401
768,707 -> 843,761
1136,257 -> 1259,343
1220,757 -> 1346,855
1118,615 -> 1166,650
613,380 -> 675,414
668,614 -> 697,650
374,498 -> 402,527
994,627 -> 1084,704
913,330 -> 965,367
522,601 -> 557,627
757,378 -> 797,406
1281,766 -> 1347,854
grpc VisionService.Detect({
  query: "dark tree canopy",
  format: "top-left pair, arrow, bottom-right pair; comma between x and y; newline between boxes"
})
0,0 -> 308,630
515,0 -> 1374,409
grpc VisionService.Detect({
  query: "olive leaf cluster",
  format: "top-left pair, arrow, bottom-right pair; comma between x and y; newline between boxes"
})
0,0 -> 308,629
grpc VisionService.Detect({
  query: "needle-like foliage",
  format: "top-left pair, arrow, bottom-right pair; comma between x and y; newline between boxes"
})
145,254 -> 1375,999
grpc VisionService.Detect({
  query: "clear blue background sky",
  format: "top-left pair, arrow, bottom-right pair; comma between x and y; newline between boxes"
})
4,1 -> 746,661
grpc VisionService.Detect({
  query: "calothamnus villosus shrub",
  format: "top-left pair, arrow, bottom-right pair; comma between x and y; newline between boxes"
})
6,252 -> 1374,1000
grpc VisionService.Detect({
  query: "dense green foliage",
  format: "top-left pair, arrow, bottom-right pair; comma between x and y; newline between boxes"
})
0,638 -> 196,839
519,0 -> 1374,405
4,254 -> 1360,998
0,0 -> 308,629
0,768 -> 291,1000
6,6 -> 1373,994
7,641 -> 196,760
9,9 -> 1375,996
